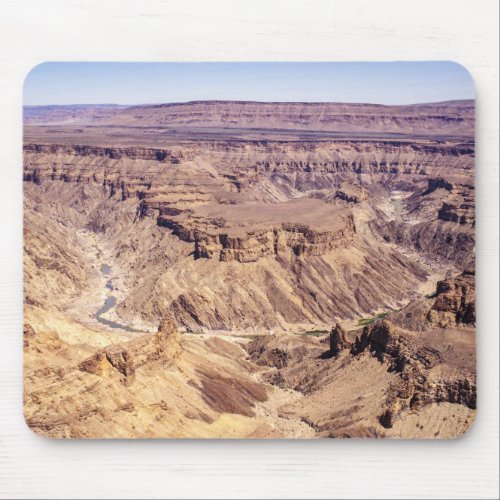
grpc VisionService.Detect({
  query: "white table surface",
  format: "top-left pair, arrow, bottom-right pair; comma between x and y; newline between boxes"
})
0,1 -> 498,498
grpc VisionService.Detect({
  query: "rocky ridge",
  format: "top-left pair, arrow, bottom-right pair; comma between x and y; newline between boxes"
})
79,314 -> 182,385
24,100 -> 475,138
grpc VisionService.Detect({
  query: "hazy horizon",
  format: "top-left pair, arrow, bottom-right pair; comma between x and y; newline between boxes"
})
24,98 -> 475,108
24,62 -> 474,106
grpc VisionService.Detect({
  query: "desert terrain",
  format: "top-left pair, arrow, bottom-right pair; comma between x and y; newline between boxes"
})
23,100 -> 476,438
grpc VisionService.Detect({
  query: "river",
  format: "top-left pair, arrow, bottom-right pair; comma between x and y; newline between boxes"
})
95,262 -> 140,332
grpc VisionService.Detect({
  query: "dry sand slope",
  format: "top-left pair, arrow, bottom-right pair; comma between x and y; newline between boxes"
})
23,100 -> 476,438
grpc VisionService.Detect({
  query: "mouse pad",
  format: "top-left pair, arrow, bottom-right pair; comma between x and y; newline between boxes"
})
23,62 -> 476,438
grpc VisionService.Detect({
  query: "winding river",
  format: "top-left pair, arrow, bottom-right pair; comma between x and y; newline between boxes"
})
95,263 -> 140,332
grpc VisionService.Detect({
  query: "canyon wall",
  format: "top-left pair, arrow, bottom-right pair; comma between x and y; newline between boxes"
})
23,100 -> 476,438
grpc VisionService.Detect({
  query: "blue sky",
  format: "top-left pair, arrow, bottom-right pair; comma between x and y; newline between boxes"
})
24,62 -> 474,106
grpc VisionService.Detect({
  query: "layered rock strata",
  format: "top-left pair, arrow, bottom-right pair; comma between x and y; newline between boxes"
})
79,314 -> 182,385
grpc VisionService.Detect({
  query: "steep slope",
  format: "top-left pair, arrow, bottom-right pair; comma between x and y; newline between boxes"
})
24,315 -> 282,438
245,275 -> 476,438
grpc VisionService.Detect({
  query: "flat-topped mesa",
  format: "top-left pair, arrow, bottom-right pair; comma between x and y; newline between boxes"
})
24,100 -> 475,138
206,219 -> 356,262
158,213 -> 356,262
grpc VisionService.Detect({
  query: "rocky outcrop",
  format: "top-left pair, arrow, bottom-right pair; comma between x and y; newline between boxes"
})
351,321 -> 443,372
334,182 -> 366,204
146,315 -> 183,361
23,314 -> 277,438
329,323 -> 351,356
429,268 -> 476,325
247,334 -> 323,370
79,314 -> 182,385
240,313 -> 475,436
350,320 -> 476,428
421,177 -> 453,196
409,376 -> 477,410
379,368 -> 476,429
391,269 -> 476,331
79,347 -> 135,383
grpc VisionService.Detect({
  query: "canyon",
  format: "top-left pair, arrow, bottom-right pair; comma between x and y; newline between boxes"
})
23,100 -> 476,438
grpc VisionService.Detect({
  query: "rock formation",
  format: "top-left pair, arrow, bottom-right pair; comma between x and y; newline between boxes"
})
23,99 -> 476,438
391,269 -> 476,331
79,314 -> 182,385
431,269 -> 476,325
329,323 -> 351,356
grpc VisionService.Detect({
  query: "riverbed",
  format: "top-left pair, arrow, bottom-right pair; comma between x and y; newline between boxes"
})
94,261 -> 141,332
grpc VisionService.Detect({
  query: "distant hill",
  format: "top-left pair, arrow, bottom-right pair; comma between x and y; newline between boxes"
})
24,100 -> 474,141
